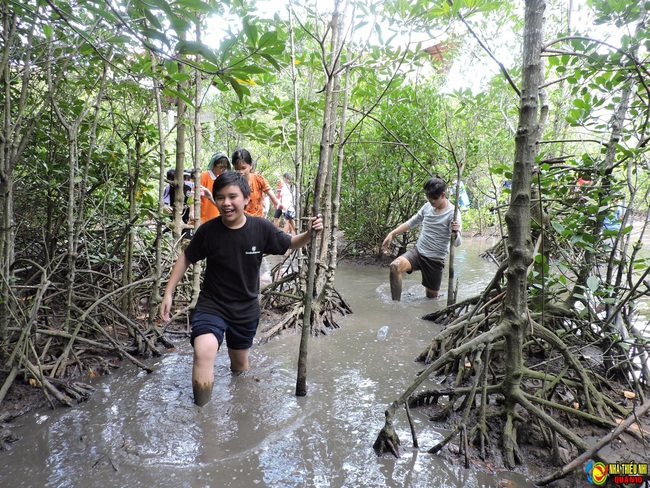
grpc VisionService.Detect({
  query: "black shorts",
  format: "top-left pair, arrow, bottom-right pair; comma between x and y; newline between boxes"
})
402,248 -> 445,292
190,309 -> 259,350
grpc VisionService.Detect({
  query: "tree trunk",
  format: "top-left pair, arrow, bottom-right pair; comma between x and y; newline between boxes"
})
447,164 -> 464,307
499,0 -> 545,468
122,138 -> 141,318
0,5 -> 45,340
288,3 -> 302,222
173,32 -> 188,244
328,65 -> 351,286
295,3 -> 344,397
192,20 -> 204,305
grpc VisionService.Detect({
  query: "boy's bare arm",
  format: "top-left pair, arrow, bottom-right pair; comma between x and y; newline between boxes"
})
381,222 -> 410,252
289,214 -> 323,249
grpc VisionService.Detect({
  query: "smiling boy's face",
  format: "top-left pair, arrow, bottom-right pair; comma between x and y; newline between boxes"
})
214,184 -> 250,228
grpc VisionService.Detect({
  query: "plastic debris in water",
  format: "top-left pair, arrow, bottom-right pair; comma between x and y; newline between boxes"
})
377,325 -> 389,341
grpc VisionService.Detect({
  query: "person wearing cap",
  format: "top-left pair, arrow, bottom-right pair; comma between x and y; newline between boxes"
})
200,151 -> 230,224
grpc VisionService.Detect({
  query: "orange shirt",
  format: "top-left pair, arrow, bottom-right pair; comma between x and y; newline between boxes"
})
245,173 -> 271,217
200,170 -> 220,224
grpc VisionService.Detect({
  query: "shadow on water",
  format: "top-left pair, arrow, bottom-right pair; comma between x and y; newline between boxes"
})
1,237 -> 539,488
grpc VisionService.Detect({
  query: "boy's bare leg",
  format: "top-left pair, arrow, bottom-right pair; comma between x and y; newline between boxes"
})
192,334 -> 219,407
228,348 -> 250,373
389,256 -> 412,301
425,288 -> 440,298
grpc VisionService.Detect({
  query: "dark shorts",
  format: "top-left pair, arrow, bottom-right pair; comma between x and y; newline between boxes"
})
273,208 -> 283,219
284,210 -> 295,220
190,309 -> 259,350
402,248 -> 445,292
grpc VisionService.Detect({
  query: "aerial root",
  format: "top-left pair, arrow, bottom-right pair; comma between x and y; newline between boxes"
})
259,289 -> 351,342
373,412 -> 401,458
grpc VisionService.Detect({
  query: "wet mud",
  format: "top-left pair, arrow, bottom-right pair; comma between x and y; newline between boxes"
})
2,236 -> 636,487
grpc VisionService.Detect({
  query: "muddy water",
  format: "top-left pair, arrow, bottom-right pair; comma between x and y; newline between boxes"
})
1,237 -> 540,488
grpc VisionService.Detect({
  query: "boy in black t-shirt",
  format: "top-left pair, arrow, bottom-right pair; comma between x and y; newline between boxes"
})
160,171 -> 323,406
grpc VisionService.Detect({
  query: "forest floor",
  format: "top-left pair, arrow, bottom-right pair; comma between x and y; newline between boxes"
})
1,252 -> 649,486
1,340 -> 648,487
417,384 -> 650,488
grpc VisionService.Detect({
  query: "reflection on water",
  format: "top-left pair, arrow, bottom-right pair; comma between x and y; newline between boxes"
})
0,237 -> 537,488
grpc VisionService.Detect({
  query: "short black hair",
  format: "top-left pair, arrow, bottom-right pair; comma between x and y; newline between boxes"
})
423,176 -> 446,199
213,170 -> 251,198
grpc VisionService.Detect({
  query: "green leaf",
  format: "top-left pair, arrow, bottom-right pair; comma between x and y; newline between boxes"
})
143,8 -> 163,30
374,22 -> 383,44
587,275 -> 599,292
169,72 -> 192,83
227,76 -> 249,101
258,31 -> 278,49
260,53 -> 282,71
242,17 -> 258,44
176,0 -> 214,13
79,43 -> 94,56
175,40 -> 221,65
236,65 -> 269,75
162,86 -> 194,106
141,27 -> 170,45
82,2 -> 120,24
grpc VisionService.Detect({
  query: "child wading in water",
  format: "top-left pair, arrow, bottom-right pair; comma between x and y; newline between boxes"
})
160,171 -> 323,406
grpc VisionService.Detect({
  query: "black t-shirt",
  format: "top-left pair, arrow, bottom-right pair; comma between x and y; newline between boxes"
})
183,216 -> 292,324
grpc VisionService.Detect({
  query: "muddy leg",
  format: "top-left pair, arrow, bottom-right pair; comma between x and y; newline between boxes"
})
192,380 -> 213,407
192,334 -> 219,407
389,257 -> 412,302
228,348 -> 250,373
389,264 -> 402,301
425,288 -> 439,298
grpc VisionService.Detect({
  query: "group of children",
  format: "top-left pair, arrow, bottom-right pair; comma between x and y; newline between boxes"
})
161,149 -> 315,407
165,149 -> 296,234
161,170 -> 464,408
161,158 -> 467,408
